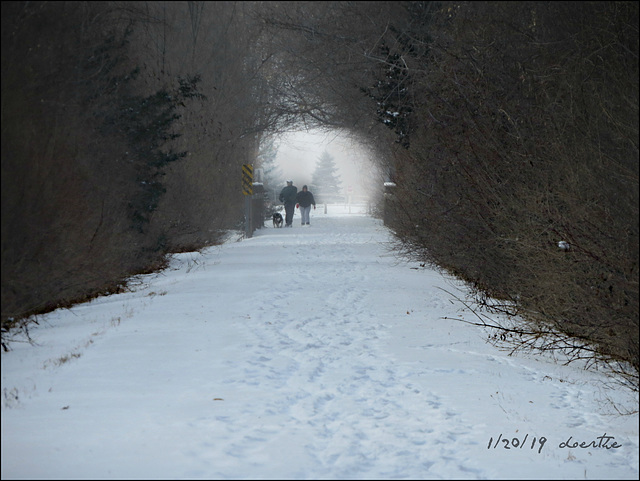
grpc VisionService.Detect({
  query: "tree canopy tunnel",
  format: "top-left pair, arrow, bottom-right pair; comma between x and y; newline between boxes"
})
2,2 -> 638,380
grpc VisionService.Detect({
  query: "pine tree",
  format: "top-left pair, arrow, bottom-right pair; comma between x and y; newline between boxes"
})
311,150 -> 342,203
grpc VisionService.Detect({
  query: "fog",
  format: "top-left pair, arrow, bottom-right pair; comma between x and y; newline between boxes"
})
274,129 -> 379,201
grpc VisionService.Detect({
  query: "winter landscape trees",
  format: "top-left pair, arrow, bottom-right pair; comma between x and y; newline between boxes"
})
2,1 -> 638,384
311,151 -> 343,204
2,1 -> 279,325
380,1 -> 639,383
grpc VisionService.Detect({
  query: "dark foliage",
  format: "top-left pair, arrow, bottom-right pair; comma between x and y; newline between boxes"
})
1,2 -> 259,329
379,1 -> 639,376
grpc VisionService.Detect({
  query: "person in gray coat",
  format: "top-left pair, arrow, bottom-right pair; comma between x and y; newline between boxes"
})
279,180 -> 298,227
295,185 -> 316,226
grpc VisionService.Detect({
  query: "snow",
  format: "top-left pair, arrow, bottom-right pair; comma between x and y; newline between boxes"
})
2,204 -> 638,480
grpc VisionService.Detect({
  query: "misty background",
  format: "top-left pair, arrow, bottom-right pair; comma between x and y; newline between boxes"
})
274,130 -> 377,201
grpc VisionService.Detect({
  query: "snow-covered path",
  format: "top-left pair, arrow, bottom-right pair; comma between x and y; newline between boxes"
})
2,205 -> 638,480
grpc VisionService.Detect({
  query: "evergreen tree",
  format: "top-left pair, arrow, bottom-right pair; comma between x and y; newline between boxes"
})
311,151 -> 342,203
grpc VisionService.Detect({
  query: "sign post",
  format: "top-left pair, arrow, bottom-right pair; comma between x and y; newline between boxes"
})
242,164 -> 253,238
242,164 -> 253,196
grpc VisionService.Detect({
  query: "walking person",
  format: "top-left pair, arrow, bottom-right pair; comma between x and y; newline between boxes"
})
296,185 -> 316,226
279,180 -> 297,227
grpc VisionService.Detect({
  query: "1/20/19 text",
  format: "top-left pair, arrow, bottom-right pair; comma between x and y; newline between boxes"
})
488,433 -> 622,454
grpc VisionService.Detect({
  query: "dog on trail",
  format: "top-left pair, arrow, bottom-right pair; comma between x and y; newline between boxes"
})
272,212 -> 284,228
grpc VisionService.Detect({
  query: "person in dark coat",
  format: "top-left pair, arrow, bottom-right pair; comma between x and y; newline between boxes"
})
295,185 -> 316,226
279,180 -> 298,227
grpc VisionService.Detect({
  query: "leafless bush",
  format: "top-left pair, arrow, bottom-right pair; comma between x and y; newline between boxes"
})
439,286 -> 639,393
2,1 -> 271,331
382,1 -> 638,378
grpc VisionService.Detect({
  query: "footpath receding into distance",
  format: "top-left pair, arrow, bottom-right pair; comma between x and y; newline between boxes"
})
2,204 -> 638,480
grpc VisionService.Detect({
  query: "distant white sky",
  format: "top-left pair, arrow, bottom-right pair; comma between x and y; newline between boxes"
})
274,129 -> 379,198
